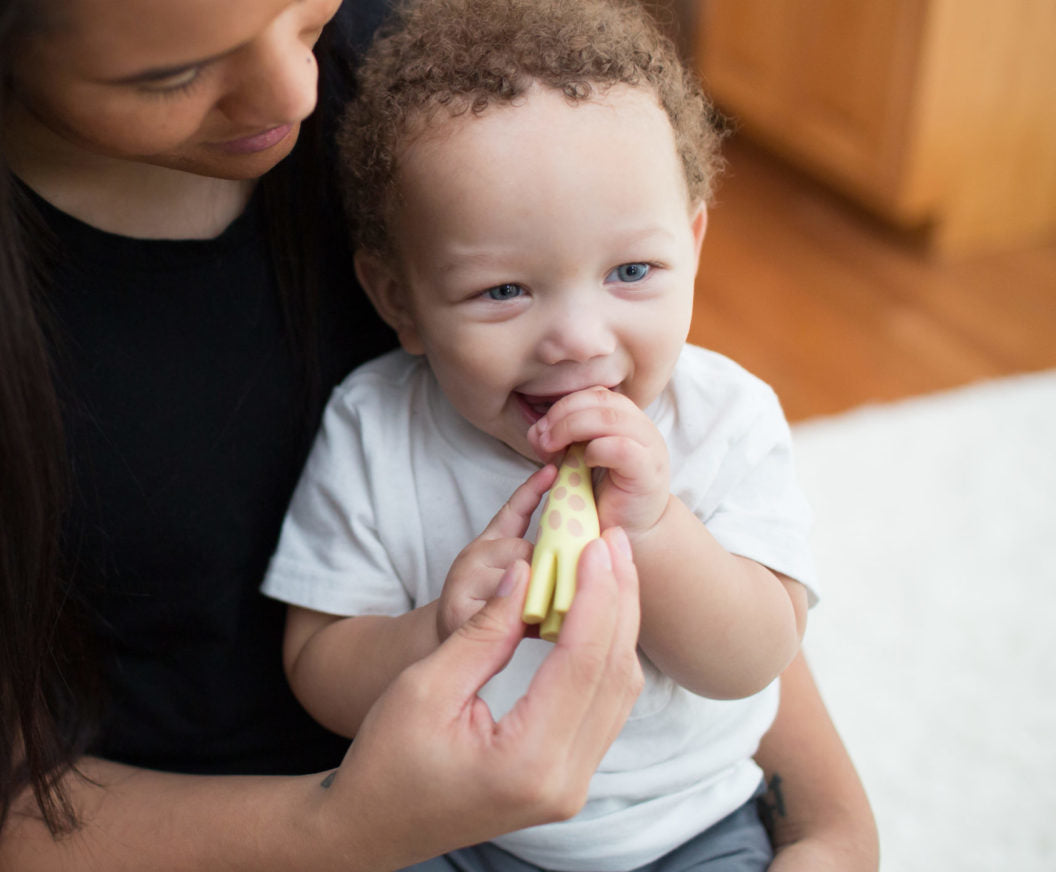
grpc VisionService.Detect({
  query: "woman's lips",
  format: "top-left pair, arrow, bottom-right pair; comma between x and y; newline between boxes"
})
214,123 -> 294,154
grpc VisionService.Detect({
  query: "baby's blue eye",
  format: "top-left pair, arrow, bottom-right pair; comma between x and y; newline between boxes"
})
608,263 -> 651,283
485,283 -> 525,301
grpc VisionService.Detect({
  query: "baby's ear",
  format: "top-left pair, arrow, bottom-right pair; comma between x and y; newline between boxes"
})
354,250 -> 425,355
690,202 -> 708,259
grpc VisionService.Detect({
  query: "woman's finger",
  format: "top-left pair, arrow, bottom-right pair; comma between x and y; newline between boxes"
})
499,529 -> 642,775
563,528 -> 644,761
410,560 -> 532,710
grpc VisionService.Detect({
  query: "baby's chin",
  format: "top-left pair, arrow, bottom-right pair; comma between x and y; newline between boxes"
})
474,417 -> 544,464
498,433 -> 546,465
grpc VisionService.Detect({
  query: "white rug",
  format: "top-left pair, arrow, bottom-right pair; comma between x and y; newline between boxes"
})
791,370 -> 1056,871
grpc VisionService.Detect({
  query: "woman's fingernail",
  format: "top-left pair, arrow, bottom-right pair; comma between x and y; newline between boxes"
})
610,527 -> 632,559
586,536 -> 613,572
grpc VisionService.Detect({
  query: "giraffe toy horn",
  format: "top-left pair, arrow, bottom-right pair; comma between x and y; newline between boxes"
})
523,443 -> 601,641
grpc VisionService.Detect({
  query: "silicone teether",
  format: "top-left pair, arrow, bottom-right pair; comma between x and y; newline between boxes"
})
523,443 -> 601,641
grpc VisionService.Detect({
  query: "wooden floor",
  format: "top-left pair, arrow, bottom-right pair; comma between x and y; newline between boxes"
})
688,137 -> 1056,422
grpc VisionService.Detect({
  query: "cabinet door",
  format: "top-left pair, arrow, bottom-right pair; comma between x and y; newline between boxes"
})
698,0 -> 928,218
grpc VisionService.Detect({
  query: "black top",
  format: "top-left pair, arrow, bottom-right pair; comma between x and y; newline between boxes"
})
32,0 -> 397,776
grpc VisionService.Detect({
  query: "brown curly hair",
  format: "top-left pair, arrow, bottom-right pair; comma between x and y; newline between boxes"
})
338,0 -> 726,256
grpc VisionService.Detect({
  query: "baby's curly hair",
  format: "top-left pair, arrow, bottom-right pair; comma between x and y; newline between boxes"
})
338,0 -> 726,256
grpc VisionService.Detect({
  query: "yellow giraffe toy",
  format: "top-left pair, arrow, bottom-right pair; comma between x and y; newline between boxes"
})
523,443 -> 601,641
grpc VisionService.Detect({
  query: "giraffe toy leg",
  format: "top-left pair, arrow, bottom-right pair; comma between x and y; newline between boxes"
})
524,443 -> 601,641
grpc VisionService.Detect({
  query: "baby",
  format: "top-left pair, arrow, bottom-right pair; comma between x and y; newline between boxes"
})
263,1 -> 818,869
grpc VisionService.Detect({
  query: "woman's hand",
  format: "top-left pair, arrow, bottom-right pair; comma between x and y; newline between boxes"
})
0,532 -> 640,872
315,528 -> 643,870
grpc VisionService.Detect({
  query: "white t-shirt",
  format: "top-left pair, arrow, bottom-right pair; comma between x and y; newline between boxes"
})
263,345 -> 818,871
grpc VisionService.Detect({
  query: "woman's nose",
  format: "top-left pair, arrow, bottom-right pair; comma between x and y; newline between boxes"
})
220,26 -> 318,127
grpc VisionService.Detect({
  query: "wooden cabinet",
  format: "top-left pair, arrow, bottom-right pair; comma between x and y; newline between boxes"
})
695,0 -> 1056,256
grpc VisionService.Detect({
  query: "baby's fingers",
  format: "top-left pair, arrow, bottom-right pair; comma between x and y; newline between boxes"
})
583,434 -> 666,495
480,464 -> 558,541
531,389 -> 655,456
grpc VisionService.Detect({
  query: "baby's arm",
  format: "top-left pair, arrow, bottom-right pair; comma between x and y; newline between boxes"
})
283,602 -> 443,738
630,496 -> 807,699
283,466 -> 557,737
531,388 -> 807,700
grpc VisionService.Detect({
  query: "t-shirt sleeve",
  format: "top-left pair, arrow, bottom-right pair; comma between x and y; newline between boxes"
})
671,356 -> 820,606
260,388 -> 412,617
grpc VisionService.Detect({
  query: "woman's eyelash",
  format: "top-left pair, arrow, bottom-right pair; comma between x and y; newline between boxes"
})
138,68 -> 203,98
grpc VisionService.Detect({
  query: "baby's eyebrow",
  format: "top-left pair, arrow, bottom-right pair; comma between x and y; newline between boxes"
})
609,226 -> 679,248
435,247 -> 520,276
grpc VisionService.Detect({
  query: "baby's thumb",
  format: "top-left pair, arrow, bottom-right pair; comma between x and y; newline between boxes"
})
423,561 -> 529,703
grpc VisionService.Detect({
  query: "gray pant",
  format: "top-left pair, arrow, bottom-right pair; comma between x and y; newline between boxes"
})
403,786 -> 773,872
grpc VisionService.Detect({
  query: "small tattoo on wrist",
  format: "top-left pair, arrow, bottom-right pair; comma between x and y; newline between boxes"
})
320,770 -> 338,789
757,772 -> 787,835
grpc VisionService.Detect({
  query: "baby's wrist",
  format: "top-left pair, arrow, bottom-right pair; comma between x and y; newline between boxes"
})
617,493 -> 674,547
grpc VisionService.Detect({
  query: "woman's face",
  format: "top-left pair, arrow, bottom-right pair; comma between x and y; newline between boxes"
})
9,0 -> 342,179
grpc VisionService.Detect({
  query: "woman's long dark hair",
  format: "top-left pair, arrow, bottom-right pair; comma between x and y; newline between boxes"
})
0,0 -> 92,836
0,0 -> 365,835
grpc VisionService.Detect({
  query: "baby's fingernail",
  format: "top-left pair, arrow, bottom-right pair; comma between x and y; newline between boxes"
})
496,564 -> 519,597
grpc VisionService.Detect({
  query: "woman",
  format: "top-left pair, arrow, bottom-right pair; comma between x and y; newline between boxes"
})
0,0 -> 877,868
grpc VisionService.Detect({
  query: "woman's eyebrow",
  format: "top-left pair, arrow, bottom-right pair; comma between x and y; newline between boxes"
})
104,0 -> 309,84
105,0 -> 311,85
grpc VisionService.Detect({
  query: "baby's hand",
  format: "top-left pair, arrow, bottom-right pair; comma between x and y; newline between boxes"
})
528,387 -> 670,538
437,464 -> 558,641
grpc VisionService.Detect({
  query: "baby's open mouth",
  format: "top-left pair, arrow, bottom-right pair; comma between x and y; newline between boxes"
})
516,385 -> 620,423
516,392 -> 563,422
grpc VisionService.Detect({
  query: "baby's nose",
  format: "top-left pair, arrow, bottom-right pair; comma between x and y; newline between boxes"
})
537,302 -> 616,365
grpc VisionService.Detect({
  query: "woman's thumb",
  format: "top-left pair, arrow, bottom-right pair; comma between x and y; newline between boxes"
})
420,560 -> 530,703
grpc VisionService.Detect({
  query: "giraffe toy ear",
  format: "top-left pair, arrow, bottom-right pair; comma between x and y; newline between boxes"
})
354,251 -> 426,355
524,443 -> 601,641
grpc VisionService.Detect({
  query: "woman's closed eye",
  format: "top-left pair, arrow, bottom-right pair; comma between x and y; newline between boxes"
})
606,262 -> 651,284
136,66 -> 204,98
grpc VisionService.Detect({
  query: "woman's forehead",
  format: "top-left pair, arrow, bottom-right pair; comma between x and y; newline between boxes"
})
28,0 -> 296,77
